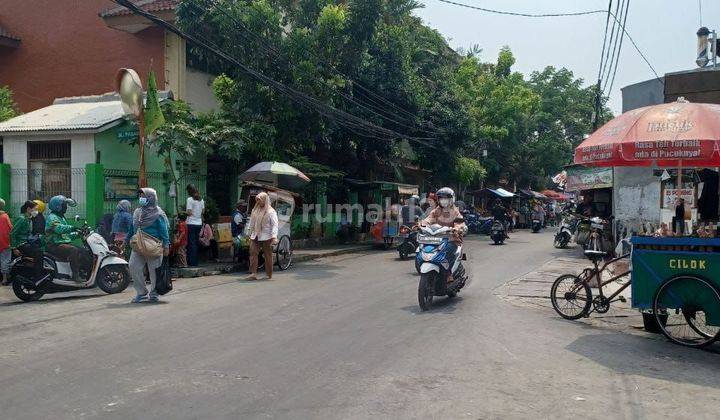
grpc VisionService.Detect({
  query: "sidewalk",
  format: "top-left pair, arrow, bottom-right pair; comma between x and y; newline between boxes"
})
175,242 -> 374,278
495,254 -> 643,330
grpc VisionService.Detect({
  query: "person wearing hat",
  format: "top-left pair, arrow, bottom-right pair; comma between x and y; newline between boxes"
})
0,199 -> 13,285
45,195 -> 84,282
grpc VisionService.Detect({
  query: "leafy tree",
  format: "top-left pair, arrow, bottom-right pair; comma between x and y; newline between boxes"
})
0,86 -> 18,122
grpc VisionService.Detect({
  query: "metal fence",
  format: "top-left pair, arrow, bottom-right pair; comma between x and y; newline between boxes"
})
102,169 -> 170,216
10,168 -> 86,218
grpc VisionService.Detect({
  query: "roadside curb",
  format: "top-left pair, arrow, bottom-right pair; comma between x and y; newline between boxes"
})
175,245 -> 374,278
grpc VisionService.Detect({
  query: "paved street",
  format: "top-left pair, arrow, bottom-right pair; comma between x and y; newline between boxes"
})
2,230 -> 720,419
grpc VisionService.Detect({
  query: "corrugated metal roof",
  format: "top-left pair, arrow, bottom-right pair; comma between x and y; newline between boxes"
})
0,93 -> 126,134
100,0 -> 178,18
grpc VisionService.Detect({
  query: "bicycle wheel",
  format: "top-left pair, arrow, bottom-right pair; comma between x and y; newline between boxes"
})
653,275 -> 720,348
551,274 -> 592,320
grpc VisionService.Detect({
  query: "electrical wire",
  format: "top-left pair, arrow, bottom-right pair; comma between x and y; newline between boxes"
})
600,0 -> 622,85
604,0 -> 631,96
203,0 -> 443,135
596,1 -> 613,83
434,0 -> 606,17
699,0 -> 703,27
435,0 -> 663,84
194,0 -> 441,136
110,0 -> 439,148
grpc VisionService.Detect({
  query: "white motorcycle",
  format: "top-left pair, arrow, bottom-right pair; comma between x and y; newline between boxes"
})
415,224 -> 468,311
11,215 -> 130,302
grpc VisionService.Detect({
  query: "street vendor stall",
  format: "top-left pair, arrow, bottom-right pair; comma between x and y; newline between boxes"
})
573,98 -> 720,347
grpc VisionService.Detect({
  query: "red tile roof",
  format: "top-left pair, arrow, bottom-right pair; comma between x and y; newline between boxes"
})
100,0 -> 178,18
0,24 -> 20,41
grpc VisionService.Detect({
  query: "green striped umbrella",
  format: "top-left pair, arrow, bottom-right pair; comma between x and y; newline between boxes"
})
239,161 -> 311,189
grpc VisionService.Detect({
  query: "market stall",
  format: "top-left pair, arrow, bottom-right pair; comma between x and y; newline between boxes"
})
574,98 -> 720,347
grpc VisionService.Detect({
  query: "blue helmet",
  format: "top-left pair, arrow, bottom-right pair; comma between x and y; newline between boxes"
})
48,195 -> 76,214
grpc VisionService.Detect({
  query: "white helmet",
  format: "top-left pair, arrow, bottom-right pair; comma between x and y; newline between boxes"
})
436,187 -> 455,208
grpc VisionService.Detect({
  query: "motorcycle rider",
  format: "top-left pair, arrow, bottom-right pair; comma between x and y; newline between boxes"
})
45,195 -> 84,282
491,199 -> 509,238
421,187 -> 467,283
401,194 -> 423,225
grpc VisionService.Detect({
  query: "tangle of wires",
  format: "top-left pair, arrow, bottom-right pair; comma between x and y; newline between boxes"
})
111,0 -> 439,148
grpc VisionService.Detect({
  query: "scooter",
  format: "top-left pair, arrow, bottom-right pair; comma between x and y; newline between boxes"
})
554,213 -> 578,248
397,224 -> 418,260
490,220 -> 506,245
11,215 -> 130,302
531,218 -> 543,233
415,224 -> 468,311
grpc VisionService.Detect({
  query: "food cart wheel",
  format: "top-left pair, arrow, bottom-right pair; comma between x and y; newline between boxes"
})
551,274 -> 592,320
653,275 -> 720,348
276,235 -> 293,271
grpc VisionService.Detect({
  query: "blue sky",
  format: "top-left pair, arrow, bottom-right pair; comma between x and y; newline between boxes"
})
415,0 -> 719,113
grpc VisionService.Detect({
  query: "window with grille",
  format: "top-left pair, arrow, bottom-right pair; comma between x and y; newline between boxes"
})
27,141 -> 71,201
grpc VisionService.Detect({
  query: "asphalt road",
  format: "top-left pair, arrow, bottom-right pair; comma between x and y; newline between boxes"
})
1,230 -> 719,419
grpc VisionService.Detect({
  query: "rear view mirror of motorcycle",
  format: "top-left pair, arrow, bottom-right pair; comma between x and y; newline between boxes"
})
74,215 -> 85,222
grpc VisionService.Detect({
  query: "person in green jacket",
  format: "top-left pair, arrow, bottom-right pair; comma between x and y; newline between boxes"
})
11,200 -> 42,277
45,195 -> 83,282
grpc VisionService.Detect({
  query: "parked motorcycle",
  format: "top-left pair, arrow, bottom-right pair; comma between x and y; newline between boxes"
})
553,213 -> 578,248
397,225 -> 418,260
415,224 -> 468,311
585,216 -> 613,255
490,220 -> 506,245
11,216 -> 130,302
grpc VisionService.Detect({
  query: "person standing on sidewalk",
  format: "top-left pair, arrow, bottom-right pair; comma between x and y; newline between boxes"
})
128,188 -> 169,303
0,199 -> 13,285
111,200 -> 133,247
246,192 -> 278,281
185,184 -> 204,267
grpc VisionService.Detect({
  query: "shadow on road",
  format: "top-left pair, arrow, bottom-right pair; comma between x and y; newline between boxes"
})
0,292 -> 106,307
565,332 -> 720,388
400,296 -> 464,315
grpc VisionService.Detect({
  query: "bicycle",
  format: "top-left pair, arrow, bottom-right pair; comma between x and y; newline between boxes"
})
551,250 -> 631,320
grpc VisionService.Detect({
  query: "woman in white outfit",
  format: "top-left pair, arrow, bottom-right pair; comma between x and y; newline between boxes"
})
246,192 -> 278,280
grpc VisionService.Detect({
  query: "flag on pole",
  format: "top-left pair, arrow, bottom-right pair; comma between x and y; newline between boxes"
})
144,70 -> 165,134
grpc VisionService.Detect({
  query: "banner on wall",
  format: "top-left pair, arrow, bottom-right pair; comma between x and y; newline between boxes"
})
662,188 -> 695,209
565,167 -> 613,191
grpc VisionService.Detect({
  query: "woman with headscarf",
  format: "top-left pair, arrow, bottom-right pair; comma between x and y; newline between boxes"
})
128,188 -> 169,303
31,199 -> 46,240
246,192 -> 278,280
111,200 -> 133,247
11,201 -> 42,279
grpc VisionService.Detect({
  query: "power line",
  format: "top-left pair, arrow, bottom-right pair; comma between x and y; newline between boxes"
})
699,0 -> 703,27
194,0 -> 441,136
199,0 -> 443,135
596,1 -> 613,83
604,0 -> 631,97
435,0 -> 663,85
600,0 -> 622,85
435,0 -> 606,18
111,0 -> 439,147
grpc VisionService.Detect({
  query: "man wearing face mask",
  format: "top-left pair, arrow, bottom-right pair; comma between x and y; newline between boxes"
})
421,188 -> 468,283
45,195 -> 84,282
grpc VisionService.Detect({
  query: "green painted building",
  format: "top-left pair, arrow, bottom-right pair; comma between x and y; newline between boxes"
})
0,92 -> 206,226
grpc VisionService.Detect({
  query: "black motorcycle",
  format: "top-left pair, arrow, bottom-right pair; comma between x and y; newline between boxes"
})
397,225 -> 418,260
490,220 -> 506,245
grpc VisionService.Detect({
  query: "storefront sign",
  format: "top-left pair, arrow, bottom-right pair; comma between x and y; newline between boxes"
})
623,139 -> 710,161
105,176 -> 139,199
662,188 -> 695,208
565,167 -> 613,191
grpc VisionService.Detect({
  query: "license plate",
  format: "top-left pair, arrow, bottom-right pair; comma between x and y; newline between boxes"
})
418,235 -> 442,244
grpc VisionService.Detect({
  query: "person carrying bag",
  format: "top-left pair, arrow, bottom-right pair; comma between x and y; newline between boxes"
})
128,188 -> 169,303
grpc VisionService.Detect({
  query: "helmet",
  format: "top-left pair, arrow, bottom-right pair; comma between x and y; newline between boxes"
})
436,187 -> 455,208
32,199 -> 46,213
48,195 -> 77,215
